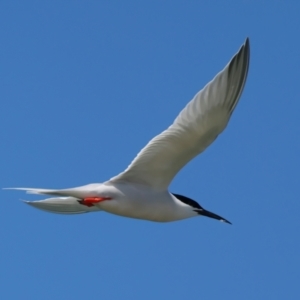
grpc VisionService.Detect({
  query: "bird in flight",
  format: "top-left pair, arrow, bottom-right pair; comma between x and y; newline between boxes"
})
7,39 -> 250,224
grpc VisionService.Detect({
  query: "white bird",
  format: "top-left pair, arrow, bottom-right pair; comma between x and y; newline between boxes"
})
7,39 -> 250,224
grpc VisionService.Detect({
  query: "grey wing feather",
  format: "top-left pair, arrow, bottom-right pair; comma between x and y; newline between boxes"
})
110,39 -> 250,190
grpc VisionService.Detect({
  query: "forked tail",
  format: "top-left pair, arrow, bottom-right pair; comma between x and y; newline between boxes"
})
22,196 -> 102,214
5,185 -> 103,214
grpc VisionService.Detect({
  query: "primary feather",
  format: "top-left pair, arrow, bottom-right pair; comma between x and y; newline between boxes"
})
110,39 -> 250,190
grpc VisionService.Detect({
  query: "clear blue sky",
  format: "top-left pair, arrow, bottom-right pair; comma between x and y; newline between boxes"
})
1,1 -> 299,299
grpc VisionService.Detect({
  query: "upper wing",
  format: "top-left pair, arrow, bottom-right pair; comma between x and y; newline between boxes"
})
110,39 -> 250,190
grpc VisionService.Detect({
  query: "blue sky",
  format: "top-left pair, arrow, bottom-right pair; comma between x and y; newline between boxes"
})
0,1 -> 299,299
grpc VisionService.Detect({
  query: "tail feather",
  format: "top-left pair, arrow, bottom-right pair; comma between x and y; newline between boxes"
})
4,184 -> 101,198
23,196 -> 102,215
5,187 -> 65,195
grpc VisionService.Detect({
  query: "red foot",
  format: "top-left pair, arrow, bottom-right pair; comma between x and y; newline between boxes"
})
78,197 -> 112,207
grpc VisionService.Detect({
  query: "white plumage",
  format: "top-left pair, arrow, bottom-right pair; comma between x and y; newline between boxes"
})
7,39 -> 250,224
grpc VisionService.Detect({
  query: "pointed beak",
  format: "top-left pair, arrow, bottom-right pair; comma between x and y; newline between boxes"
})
196,208 -> 232,225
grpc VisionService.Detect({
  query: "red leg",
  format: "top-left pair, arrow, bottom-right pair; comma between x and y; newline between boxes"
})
79,197 -> 112,207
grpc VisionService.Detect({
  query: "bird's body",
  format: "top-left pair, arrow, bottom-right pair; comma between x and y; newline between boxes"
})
94,183 -> 189,222
16,182 -> 199,222
87,182 -> 198,222
7,38 -> 250,224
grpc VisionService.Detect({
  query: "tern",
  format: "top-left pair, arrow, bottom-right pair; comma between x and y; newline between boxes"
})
7,39 -> 250,224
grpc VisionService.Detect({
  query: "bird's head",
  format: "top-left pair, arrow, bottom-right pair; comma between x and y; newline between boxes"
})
172,193 -> 231,224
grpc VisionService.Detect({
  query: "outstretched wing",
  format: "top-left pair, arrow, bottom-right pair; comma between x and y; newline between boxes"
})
110,39 -> 250,190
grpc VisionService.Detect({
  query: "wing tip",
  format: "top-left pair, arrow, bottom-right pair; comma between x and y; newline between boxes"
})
225,37 -> 250,113
244,37 -> 250,61
244,37 -> 250,47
